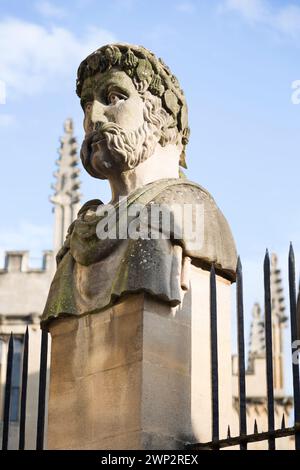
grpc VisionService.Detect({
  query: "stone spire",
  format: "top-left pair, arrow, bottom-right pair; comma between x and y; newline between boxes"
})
247,254 -> 287,392
270,253 -> 287,392
51,118 -> 81,254
248,302 -> 265,370
270,254 -> 287,323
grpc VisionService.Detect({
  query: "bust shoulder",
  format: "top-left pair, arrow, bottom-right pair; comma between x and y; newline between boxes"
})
149,179 -> 237,279
60,178 -> 237,279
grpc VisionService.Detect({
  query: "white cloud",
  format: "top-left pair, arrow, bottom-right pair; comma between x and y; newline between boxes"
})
35,1 -> 66,19
219,0 -> 300,37
220,0 -> 268,22
0,114 -> 15,126
176,2 -> 195,13
275,4 -> 300,37
0,80 -> 6,104
0,17 -> 116,99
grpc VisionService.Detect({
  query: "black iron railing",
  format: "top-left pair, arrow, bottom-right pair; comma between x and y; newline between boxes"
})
188,243 -> 300,451
0,245 -> 299,450
1,328 -> 49,450
19,327 -> 28,450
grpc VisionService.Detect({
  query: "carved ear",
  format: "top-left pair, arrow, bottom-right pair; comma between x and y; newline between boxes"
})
159,112 -> 176,147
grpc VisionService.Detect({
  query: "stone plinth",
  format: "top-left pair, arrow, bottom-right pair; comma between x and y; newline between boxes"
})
47,266 -> 233,450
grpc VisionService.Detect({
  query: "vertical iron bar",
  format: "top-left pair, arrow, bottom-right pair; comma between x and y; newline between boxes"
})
36,330 -> 48,450
264,250 -> 275,450
288,243 -> 300,450
2,333 -> 14,450
236,257 -> 247,450
254,419 -> 258,434
19,327 -> 29,450
210,265 -> 219,447
297,279 -> 300,343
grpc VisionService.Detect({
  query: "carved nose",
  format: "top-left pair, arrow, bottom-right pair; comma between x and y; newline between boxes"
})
90,100 -> 109,126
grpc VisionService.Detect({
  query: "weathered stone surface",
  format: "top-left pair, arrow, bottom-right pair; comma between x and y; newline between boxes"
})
42,42 -> 237,328
48,292 -> 193,450
76,44 -> 189,168
42,179 -> 236,326
45,43 -> 236,451
47,266 -> 234,450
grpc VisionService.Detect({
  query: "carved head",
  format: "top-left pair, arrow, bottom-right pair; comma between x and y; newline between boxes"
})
77,44 -> 189,179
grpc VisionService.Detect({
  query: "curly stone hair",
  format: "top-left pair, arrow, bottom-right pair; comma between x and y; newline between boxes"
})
76,43 -> 190,168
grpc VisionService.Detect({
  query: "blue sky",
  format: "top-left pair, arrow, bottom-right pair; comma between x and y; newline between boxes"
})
0,0 -> 300,373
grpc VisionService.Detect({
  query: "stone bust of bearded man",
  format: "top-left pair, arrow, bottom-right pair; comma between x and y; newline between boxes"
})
41,44 -> 237,326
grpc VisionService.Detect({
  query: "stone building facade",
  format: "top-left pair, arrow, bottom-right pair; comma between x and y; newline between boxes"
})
0,119 -> 81,449
0,119 -> 294,449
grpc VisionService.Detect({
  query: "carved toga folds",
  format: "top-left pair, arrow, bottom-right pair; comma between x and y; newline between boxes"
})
41,178 -> 237,327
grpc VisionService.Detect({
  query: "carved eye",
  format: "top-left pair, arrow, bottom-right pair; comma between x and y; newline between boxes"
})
107,91 -> 127,105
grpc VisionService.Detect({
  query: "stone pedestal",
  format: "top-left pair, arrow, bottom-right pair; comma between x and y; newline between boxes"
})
47,265 -> 233,450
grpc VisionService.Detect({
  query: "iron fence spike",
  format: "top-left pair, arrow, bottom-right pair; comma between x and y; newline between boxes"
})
288,243 -> 300,449
19,327 -> 29,450
236,255 -> 247,449
264,250 -> 276,450
2,333 -> 14,450
36,330 -> 49,450
210,263 -> 219,443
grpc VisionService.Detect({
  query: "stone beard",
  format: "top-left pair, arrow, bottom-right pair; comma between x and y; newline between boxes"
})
81,91 -> 176,178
